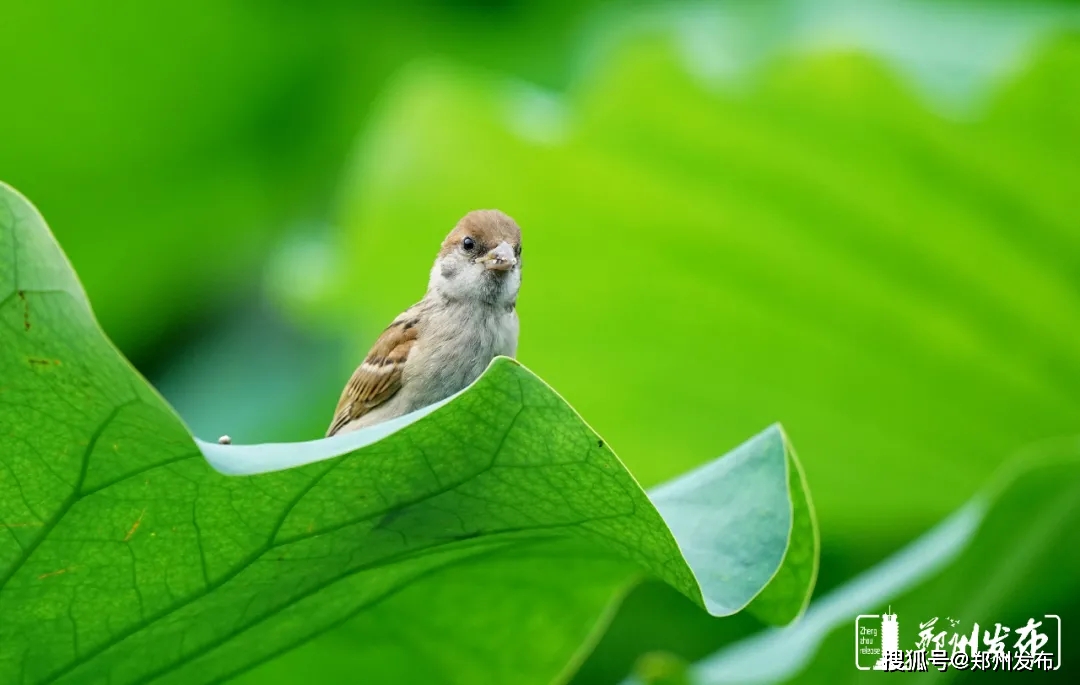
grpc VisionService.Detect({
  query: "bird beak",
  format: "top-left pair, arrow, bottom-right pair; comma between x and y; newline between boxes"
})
478,241 -> 517,271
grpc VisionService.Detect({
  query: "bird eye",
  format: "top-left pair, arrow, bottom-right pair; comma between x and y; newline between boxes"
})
462,237 -> 475,251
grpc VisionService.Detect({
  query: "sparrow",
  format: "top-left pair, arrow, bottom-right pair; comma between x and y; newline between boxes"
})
326,209 -> 523,437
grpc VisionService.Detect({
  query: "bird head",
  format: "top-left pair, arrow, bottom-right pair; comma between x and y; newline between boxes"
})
429,209 -> 522,306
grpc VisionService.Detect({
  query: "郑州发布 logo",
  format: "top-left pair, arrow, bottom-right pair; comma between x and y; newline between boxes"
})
854,608 -> 1061,672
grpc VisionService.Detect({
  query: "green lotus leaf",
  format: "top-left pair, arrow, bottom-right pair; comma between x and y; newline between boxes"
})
0,182 -> 816,685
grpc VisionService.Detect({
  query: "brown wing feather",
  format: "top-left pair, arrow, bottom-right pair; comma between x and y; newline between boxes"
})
326,314 -> 420,436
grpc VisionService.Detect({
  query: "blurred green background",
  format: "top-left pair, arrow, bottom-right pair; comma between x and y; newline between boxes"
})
3,0 -> 1079,682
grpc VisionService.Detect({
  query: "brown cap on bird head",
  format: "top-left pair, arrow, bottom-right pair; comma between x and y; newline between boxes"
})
439,210 -> 522,265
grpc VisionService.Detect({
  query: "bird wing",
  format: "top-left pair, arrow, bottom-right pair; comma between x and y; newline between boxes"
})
326,313 -> 420,437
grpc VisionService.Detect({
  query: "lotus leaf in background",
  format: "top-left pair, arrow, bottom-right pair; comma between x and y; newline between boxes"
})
333,23 -> 1080,549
